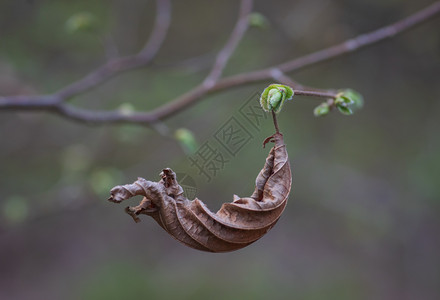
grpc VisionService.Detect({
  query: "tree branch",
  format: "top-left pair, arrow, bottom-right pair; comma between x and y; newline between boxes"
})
203,0 -> 253,87
149,1 -> 440,120
1,1 -> 439,125
269,68 -> 337,95
55,0 -> 171,101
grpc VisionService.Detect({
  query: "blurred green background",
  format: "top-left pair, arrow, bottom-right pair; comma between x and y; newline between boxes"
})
1,0 -> 439,299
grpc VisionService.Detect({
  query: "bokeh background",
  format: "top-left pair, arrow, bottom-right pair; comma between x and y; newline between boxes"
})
1,0 -> 439,299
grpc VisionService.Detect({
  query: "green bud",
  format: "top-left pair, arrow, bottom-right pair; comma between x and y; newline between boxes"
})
314,102 -> 330,117
118,103 -> 135,116
260,84 -> 294,113
2,196 -> 29,224
336,103 -> 353,115
248,12 -> 269,29
341,89 -> 363,109
335,95 -> 354,106
175,128 -> 198,155
334,89 -> 363,116
268,88 -> 282,110
65,12 -> 96,34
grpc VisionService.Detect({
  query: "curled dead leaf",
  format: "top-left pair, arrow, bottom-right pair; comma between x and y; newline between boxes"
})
108,133 -> 291,252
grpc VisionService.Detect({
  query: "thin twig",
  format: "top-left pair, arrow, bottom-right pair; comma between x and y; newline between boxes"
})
135,0 -> 254,120
216,1 -> 440,89
272,110 -> 280,134
0,1 -> 439,125
270,68 -> 338,98
269,68 -> 305,89
270,68 -> 336,93
203,0 -> 253,87
277,1 -> 440,73
294,90 -> 336,99
55,0 -> 171,101
147,1 -> 440,120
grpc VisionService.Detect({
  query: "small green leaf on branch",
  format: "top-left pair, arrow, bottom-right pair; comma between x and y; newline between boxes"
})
334,89 -> 363,116
66,12 -> 97,34
248,12 -> 269,29
336,104 -> 353,115
2,196 -> 29,224
118,103 -> 135,116
175,128 -> 198,154
314,102 -> 330,117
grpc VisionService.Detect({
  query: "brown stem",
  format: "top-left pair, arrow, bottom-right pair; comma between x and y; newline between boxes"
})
272,110 -> 280,134
270,68 -> 336,93
294,90 -> 337,99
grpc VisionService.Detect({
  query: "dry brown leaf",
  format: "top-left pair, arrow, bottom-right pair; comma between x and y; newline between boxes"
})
108,132 -> 291,252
